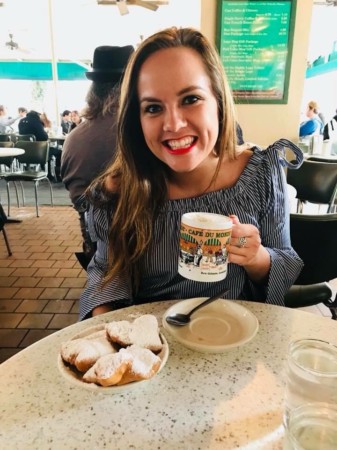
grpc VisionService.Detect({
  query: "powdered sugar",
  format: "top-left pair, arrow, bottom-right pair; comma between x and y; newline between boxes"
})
94,352 -> 132,379
125,345 -> 161,377
105,314 -> 162,351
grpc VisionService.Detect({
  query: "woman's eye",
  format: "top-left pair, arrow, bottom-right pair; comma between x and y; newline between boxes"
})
144,104 -> 161,114
182,95 -> 200,105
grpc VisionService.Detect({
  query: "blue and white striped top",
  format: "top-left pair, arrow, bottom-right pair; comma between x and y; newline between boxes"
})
79,139 -> 304,320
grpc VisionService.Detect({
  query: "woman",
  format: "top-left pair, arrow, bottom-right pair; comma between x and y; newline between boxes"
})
299,101 -> 323,137
79,27 -> 303,320
70,110 -> 83,131
40,112 -> 52,131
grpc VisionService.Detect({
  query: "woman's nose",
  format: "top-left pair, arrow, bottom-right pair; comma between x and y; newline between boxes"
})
163,108 -> 186,132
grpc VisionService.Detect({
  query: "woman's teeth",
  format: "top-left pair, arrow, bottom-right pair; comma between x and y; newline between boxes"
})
166,137 -> 195,150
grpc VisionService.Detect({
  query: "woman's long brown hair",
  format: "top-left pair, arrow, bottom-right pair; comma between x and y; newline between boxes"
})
88,27 -> 238,291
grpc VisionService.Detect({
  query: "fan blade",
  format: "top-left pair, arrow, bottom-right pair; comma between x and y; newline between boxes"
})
17,46 -> 32,55
117,0 -> 129,14
132,0 -> 158,11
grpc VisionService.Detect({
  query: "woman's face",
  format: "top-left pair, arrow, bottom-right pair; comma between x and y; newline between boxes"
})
137,47 -> 219,174
71,112 -> 80,124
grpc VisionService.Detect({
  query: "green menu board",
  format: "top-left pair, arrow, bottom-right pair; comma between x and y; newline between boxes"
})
217,0 -> 297,103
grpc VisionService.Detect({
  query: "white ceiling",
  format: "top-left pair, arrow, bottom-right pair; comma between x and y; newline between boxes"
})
0,0 -> 201,61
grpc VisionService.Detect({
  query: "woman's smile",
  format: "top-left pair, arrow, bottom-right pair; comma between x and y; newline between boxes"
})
163,136 -> 197,154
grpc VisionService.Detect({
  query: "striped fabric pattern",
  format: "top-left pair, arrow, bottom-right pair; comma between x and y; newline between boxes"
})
79,139 -> 304,320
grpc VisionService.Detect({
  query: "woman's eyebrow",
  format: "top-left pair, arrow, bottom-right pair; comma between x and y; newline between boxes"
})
140,85 -> 205,104
139,96 -> 159,104
178,85 -> 204,95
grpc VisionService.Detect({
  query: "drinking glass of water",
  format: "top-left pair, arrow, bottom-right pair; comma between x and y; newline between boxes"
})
284,339 -> 337,425
284,403 -> 337,449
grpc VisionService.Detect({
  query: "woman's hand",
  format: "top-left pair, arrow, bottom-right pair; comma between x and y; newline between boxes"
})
227,215 -> 271,284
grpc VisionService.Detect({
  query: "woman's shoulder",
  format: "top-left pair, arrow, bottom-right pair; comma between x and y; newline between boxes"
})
86,173 -> 119,208
105,174 -> 120,192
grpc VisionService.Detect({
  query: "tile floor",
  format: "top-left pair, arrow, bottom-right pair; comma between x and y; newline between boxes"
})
0,181 -> 335,364
0,204 -> 85,363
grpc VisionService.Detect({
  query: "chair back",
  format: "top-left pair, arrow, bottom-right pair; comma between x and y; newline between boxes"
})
16,134 -> 36,142
8,133 -> 18,144
307,156 -> 337,163
287,160 -> 337,207
16,140 -> 50,168
0,134 -> 11,142
290,213 -> 337,285
0,141 -> 14,148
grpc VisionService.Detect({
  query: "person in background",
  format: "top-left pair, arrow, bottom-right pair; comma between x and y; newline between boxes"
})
299,100 -> 324,137
40,112 -> 52,131
10,106 -> 27,132
78,27 -> 303,320
61,45 -> 134,268
70,110 -> 83,131
61,110 -> 72,135
18,107 -> 27,119
0,105 -> 19,134
39,111 -> 62,181
18,110 -> 48,141
323,109 -> 337,155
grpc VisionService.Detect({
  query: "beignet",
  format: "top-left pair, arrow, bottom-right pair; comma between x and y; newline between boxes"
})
105,314 -> 163,352
61,331 -> 117,372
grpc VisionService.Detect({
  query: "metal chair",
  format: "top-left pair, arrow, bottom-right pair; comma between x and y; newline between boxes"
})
307,156 -> 337,211
307,156 -> 337,163
0,134 -> 11,142
0,141 -> 21,206
0,203 -> 12,256
284,213 -> 337,319
286,159 -> 337,213
3,140 -> 54,217
15,134 -> 36,142
8,133 -> 18,144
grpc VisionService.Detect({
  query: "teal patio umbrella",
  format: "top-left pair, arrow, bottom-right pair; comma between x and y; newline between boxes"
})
0,60 -> 87,80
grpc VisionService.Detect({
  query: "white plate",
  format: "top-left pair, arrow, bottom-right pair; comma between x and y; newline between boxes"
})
58,324 -> 169,393
162,298 -> 259,353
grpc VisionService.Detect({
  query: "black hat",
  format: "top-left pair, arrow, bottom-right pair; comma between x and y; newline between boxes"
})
85,45 -> 134,82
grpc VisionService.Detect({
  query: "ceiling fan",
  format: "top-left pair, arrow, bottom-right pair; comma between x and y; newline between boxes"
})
314,0 -> 337,6
97,0 -> 169,15
5,33 -> 19,51
4,32 -> 32,54
2,32 -> 34,60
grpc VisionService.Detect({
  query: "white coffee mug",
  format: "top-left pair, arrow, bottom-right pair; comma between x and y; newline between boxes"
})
178,212 -> 232,282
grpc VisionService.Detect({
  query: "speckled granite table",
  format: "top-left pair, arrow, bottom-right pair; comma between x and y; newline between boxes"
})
0,301 -> 336,450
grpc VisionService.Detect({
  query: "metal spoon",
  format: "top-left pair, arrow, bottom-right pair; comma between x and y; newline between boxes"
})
165,289 -> 230,327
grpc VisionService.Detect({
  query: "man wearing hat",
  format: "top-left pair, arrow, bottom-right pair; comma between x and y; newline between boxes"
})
61,45 -> 134,268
